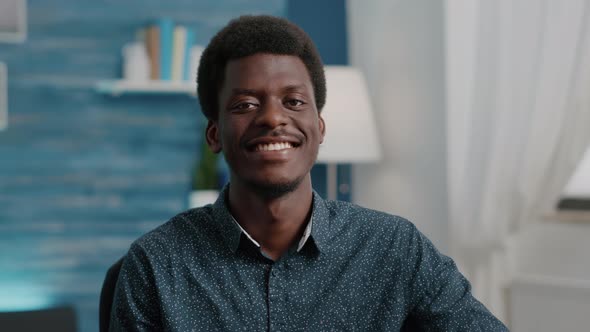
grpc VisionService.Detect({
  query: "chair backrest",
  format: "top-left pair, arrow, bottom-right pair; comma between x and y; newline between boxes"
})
0,306 -> 77,332
99,257 -> 124,332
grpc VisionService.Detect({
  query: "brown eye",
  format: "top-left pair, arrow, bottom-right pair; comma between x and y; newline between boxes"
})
285,99 -> 305,108
232,102 -> 258,111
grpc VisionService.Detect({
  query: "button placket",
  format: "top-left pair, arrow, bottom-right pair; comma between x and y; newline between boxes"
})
267,264 -> 288,331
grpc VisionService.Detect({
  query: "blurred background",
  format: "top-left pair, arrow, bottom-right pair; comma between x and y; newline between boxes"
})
0,0 -> 589,331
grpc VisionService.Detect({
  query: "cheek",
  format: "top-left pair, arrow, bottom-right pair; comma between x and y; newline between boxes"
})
306,118 -> 323,139
219,121 -> 245,151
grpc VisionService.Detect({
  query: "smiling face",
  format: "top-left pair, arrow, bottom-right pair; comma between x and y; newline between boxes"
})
206,53 -> 325,197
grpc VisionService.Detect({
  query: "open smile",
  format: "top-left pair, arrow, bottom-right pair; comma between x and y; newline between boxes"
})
246,135 -> 303,153
255,142 -> 295,152
245,138 -> 303,162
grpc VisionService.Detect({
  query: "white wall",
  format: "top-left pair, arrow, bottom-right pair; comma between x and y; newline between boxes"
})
347,0 -> 449,252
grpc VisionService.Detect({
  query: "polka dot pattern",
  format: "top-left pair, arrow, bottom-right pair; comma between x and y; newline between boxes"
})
110,185 -> 508,331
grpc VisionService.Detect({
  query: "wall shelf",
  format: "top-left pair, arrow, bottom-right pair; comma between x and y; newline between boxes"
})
95,80 -> 196,97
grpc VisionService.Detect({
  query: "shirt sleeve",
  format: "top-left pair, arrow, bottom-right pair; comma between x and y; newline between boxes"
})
405,224 -> 509,331
109,243 -> 162,331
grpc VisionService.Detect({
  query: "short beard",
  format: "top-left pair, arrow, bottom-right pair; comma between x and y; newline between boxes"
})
246,175 -> 305,200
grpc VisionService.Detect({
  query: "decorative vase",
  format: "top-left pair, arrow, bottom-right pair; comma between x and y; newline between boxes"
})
188,190 -> 219,208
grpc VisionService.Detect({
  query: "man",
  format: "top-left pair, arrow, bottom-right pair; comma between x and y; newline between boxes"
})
110,15 -> 508,331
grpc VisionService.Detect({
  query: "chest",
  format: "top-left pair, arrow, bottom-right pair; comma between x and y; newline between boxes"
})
157,252 -> 410,331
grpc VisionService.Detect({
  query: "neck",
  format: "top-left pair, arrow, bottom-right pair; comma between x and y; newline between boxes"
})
228,175 -> 314,260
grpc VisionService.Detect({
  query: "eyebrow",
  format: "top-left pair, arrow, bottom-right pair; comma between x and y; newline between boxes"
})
229,84 -> 309,96
282,84 -> 308,93
230,88 -> 259,96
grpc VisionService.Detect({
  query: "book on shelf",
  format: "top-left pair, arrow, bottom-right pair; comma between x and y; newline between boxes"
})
171,26 -> 187,81
126,19 -> 201,84
137,19 -> 198,82
183,28 -> 195,82
145,25 -> 160,80
158,18 -> 174,81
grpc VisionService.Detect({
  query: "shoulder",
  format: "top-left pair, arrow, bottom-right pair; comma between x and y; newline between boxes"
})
325,199 -> 418,235
322,200 -> 421,250
129,205 -> 216,256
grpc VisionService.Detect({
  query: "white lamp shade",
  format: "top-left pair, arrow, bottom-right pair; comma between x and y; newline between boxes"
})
317,66 -> 381,163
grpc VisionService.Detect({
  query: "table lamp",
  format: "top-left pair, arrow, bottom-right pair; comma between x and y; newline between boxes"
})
317,66 -> 381,200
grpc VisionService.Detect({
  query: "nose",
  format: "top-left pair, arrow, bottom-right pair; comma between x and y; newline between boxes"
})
254,99 -> 288,128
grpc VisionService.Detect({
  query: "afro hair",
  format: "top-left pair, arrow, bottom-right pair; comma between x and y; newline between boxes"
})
196,15 -> 326,120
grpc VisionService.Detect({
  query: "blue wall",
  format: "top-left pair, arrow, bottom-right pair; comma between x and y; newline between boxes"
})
0,1 -> 285,331
0,1 -> 348,331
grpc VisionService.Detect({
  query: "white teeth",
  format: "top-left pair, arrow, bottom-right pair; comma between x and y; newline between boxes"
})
255,142 -> 293,151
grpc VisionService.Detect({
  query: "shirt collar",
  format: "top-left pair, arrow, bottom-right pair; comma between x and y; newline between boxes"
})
308,187 -> 331,253
211,184 -> 332,254
211,185 -> 243,253
229,212 -> 313,252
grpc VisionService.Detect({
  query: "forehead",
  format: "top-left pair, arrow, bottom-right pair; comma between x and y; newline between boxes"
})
222,53 -> 313,90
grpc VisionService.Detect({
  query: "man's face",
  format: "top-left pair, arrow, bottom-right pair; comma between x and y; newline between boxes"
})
207,53 -> 325,195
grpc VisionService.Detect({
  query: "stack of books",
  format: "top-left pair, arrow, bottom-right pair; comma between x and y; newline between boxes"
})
142,18 -> 197,82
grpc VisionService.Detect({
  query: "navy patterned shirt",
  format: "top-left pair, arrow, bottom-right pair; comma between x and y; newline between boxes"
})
110,186 -> 507,331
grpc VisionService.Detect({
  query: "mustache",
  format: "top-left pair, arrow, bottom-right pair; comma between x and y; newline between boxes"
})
254,128 -> 302,138
261,128 -> 297,138
242,128 -> 305,147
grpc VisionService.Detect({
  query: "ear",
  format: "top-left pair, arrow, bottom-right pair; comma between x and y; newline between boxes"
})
205,120 -> 222,153
318,114 -> 326,144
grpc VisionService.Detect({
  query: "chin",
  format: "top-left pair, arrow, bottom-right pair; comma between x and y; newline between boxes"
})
247,176 -> 304,199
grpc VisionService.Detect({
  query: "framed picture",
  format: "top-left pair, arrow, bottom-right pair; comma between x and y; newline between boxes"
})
0,62 -> 6,130
0,0 -> 27,43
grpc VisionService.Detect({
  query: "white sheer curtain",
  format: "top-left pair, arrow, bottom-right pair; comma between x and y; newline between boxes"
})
445,0 -> 590,321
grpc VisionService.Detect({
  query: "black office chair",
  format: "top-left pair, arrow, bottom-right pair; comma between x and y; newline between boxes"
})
0,306 -> 77,332
99,257 -> 124,332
